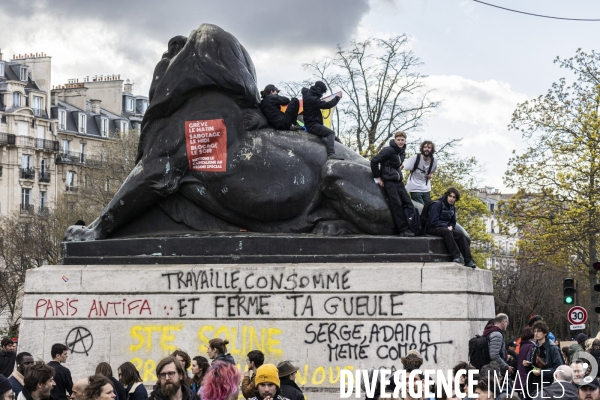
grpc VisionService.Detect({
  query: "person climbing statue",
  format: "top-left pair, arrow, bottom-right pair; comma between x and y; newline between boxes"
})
301,81 -> 343,160
259,84 -> 301,131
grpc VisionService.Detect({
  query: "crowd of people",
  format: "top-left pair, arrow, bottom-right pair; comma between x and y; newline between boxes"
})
0,338 -> 305,400
5,314 -> 600,400
260,83 -> 474,267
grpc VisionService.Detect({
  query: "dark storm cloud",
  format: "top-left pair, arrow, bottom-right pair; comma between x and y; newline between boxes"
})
0,0 -> 370,51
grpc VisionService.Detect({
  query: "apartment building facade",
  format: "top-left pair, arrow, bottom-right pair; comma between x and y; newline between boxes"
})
0,49 -> 148,217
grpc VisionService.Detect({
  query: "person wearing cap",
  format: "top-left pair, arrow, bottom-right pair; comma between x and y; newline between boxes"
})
578,376 -> 600,400
0,374 -> 14,400
568,334 -> 588,364
246,364 -> 287,400
259,85 -> 301,131
276,361 -> 302,400
301,81 -> 344,160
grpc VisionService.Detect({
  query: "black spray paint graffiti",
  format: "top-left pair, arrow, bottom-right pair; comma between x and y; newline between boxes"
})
304,323 -> 453,363
66,327 -> 93,356
161,270 -> 351,291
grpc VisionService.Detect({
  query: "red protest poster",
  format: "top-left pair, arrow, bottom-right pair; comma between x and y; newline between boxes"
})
185,119 -> 227,172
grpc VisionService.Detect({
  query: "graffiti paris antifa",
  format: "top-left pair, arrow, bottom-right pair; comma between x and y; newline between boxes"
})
21,264 -> 483,387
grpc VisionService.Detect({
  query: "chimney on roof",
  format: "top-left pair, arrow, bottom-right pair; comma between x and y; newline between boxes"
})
124,79 -> 133,94
90,99 -> 102,114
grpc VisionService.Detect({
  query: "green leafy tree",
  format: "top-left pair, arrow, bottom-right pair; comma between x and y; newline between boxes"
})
500,49 -> 600,335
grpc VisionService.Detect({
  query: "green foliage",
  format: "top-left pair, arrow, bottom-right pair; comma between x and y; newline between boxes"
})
500,48 -> 600,334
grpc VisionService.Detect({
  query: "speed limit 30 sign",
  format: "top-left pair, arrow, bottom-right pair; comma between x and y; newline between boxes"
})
568,306 -> 588,325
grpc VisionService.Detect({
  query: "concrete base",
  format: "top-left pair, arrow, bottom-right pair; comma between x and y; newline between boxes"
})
18,262 -> 494,399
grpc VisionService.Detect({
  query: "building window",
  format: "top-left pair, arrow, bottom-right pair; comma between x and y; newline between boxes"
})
490,220 -> 495,234
141,100 -> 149,114
78,113 -> 87,133
0,62 -> 4,77
66,171 -> 76,191
22,154 -> 32,169
21,188 -> 31,207
120,120 -> 128,133
20,67 -> 28,81
58,110 -> 67,130
489,203 -> 495,213
12,92 -> 21,107
32,96 -> 43,116
126,98 -> 134,111
41,159 -> 48,174
17,121 -> 28,136
101,118 -> 109,137
80,143 -> 86,163
40,191 -> 47,211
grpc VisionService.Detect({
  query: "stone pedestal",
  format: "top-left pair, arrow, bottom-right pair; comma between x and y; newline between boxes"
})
19,262 -> 494,399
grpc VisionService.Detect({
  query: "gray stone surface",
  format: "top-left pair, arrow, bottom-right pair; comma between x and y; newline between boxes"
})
19,262 -> 494,399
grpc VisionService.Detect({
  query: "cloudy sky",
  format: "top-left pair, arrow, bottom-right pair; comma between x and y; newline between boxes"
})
1,0 -> 598,191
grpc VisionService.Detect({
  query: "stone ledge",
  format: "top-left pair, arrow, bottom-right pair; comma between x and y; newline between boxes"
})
61,233 -> 453,264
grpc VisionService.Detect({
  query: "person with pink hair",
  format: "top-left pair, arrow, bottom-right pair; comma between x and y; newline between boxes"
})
200,362 -> 240,400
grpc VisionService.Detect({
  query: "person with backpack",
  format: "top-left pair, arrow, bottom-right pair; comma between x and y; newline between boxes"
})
371,131 -> 417,237
403,141 -> 437,205
424,187 -> 476,267
483,314 -> 513,377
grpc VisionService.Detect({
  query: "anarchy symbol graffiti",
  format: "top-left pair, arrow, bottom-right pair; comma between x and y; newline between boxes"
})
65,327 -> 93,356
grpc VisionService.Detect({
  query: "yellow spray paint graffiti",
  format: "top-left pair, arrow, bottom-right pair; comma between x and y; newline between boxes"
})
128,324 -> 349,386
197,325 -> 282,356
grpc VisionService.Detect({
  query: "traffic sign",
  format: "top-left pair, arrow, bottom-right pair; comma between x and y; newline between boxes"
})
570,323 -> 586,330
568,306 -> 588,325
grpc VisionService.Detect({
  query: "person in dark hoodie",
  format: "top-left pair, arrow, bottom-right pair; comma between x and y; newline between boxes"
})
148,357 -> 199,400
1,374 -> 14,400
301,80 -> 343,160
206,339 -> 235,365
259,85 -> 300,131
371,131 -> 416,237
276,361 -> 303,400
426,187 -> 476,268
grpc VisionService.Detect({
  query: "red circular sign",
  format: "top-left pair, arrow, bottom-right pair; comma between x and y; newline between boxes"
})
568,306 -> 588,325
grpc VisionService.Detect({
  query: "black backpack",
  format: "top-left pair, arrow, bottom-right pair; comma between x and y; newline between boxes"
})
409,153 -> 434,181
416,199 -> 438,236
468,334 -> 491,369
403,206 -> 420,234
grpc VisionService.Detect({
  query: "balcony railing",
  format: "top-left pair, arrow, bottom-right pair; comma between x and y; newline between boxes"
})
32,108 -> 49,118
20,168 -> 35,180
39,206 -> 49,215
39,172 -> 51,183
56,151 -> 103,167
0,132 -> 8,145
66,185 -> 78,193
20,204 -> 34,214
56,150 -> 81,164
18,135 -> 35,147
35,138 -> 59,151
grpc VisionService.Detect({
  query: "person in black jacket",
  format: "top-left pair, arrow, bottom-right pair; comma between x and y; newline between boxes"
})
47,344 -> 72,400
276,361 -> 303,400
426,187 -> 476,268
301,81 -> 343,160
370,131 -> 415,237
0,338 -> 17,378
259,85 -> 300,130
